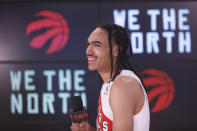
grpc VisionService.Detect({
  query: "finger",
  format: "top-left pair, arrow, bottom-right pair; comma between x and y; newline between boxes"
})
71,123 -> 79,131
79,123 -> 85,128
71,125 -> 78,131
78,127 -> 86,131
72,122 -> 79,126
79,121 -> 88,127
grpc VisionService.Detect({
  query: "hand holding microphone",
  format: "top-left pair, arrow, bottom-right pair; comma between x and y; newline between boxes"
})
70,96 -> 96,131
70,96 -> 88,131
70,96 -> 88,123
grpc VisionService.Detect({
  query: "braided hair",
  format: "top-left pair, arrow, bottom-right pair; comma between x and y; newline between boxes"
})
98,24 -> 133,81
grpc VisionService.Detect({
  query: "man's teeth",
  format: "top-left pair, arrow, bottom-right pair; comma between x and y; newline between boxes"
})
89,57 -> 95,61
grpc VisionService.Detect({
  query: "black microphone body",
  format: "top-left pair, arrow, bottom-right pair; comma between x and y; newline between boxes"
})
70,96 -> 88,123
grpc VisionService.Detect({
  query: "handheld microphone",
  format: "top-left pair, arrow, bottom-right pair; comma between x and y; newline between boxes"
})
70,96 -> 88,123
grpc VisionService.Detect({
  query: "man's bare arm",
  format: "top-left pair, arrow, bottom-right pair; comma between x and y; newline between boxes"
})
110,76 -> 144,131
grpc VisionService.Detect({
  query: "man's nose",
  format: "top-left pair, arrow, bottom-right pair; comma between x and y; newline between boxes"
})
86,44 -> 93,55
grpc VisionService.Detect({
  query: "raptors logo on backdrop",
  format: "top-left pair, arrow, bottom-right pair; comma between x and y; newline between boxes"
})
26,10 -> 69,54
140,69 -> 175,113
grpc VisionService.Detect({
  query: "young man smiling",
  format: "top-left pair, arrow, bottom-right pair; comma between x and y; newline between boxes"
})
71,24 -> 150,131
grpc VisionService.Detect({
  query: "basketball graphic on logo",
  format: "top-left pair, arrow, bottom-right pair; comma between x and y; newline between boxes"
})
26,10 -> 69,54
140,69 -> 175,113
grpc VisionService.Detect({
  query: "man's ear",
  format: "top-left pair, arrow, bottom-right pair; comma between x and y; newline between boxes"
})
112,44 -> 119,57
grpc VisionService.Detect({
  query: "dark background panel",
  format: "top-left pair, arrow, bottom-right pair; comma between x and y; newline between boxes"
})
0,1 -> 197,131
1,60 -> 197,131
100,2 -> 197,60
0,3 -> 97,61
0,63 -> 99,130
131,59 -> 197,131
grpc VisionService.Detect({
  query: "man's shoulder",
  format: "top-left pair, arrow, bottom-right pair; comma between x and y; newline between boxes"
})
113,75 -> 141,89
110,75 -> 144,101
109,75 -> 144,115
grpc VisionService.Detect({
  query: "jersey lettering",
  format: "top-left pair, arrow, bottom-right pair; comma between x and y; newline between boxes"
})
103,121 -> 108,131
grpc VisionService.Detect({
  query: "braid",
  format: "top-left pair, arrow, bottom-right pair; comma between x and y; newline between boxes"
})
107,29 -> 114,78
96,23 -> 147,92
98,24 -> 133,80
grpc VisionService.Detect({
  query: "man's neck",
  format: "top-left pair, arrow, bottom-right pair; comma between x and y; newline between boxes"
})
99,61 -> 117,83
99,71 -> 111,83
99,69 -> 117,83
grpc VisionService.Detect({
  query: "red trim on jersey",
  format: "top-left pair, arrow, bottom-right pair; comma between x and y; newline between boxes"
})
97,94 -> 113,131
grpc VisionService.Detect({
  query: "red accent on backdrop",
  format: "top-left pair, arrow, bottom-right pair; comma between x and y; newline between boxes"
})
26,10 -> 69,54
141,69 -> 175,113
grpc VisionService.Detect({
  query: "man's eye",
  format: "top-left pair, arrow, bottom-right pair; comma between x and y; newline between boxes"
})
95,44 -> 100,47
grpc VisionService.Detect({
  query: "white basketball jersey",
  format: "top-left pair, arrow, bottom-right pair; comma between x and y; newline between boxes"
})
97,70 -> 150,131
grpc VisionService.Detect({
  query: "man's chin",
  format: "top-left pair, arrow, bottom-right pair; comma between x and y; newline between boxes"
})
88,66 -> 97,71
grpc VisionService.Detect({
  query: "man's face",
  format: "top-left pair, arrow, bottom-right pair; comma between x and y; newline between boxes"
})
86,28 -> 111,73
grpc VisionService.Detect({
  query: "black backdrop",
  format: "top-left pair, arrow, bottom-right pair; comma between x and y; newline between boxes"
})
0,1 -> 197,131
